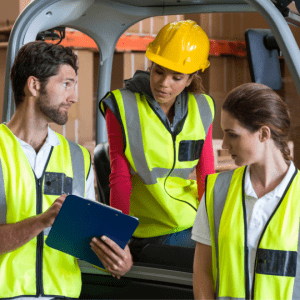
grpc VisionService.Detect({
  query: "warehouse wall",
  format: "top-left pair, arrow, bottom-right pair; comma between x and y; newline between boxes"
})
0,3 -> 300,168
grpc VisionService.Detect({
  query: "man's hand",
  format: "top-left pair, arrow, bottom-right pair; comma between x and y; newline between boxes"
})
90,236 -> 133,279
39,194 -> 67,227
0,194 -> 67,254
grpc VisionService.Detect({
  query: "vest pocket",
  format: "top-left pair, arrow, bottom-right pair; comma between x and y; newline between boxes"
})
44,172 -> 73,195
255,248 -> 297,277
178,140 -> 204,161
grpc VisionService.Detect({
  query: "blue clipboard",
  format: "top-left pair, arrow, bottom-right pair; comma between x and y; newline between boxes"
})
45,195 -> 139,269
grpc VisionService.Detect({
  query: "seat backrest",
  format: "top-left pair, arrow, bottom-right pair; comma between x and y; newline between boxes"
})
93,142 -> 111,205
137,244 -> 194,273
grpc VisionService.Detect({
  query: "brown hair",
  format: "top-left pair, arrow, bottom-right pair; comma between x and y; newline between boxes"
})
186,72 -> 205,94
11,41 -> 78,107
148,63 -> 205,94
222,83 -> 292,161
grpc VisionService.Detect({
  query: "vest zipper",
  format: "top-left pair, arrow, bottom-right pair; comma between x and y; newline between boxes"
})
36,177 -> 44,296
172,134 -> 176,171
34,146 -> 53,297
241,171 -> 250,300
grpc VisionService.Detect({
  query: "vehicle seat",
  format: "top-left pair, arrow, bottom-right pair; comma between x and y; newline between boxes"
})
93,142 -> 111,205
137,244 -> 194,273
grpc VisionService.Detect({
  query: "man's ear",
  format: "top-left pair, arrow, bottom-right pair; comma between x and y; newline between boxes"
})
26,76 -> 41,97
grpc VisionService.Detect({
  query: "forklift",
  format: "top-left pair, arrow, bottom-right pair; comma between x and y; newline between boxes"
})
3,0 -> 300,298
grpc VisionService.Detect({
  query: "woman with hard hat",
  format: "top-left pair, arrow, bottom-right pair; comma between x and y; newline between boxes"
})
100,20 -> 215,260
192,83 -> 299,300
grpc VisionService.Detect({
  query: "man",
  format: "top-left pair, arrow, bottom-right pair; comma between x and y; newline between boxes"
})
0,41 -> 132,299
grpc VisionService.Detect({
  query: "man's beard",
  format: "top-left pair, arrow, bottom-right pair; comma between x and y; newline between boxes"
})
37,91 -> 69,126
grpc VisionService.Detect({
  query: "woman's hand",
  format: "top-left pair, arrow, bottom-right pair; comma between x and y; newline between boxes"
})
90,236 -> 133,279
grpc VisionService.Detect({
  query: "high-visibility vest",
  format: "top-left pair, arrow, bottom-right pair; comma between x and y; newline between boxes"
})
100,89 -> 215,237
206,166 -> 300,300
0,124 -> 91,298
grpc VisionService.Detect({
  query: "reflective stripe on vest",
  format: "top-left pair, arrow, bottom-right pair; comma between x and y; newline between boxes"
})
0,124 -> 90,298
101,89 -> 214,237
206,169 -> 236,298
206,167 -> 300,300
68,139 -> 86,196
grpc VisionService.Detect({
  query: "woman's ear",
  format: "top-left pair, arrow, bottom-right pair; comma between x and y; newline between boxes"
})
185,73 -> 195,87
259,125 -> 271,142
26,76 -> 41,97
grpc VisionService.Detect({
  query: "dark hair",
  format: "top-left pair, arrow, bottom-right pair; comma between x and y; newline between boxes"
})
10,41 -> 78,107
148,63 -> 205,94
186,71 -> 205,94
222,83 -> 292,161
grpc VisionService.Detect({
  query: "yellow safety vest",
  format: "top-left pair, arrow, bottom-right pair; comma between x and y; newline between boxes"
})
206,166 -> 300,300
100,89 -> 215,237
0,124 -> 91,298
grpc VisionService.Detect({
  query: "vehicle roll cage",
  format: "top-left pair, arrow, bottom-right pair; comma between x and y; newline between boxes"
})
3,0 -> 300,144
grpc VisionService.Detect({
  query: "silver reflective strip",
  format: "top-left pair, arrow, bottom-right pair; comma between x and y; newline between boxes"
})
122,89 -> 152,184
44,226 -> 52,236
292,223 -> 300,299
68,140 -> 85,197
130,167 -> 194,183
0,160 -> 6,224
195,94 -> 213,135
152,167 -> 194,180
121,89 -> 195,185
213,170 -> 235,298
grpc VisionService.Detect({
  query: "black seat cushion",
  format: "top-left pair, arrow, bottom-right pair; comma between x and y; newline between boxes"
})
93,142 -> 111,205
137,244 -> 194,273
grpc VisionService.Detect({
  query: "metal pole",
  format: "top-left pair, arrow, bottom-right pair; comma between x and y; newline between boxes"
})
96,53 -> 114,144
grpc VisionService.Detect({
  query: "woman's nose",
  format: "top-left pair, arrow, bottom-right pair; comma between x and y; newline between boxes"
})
160,75 -> 171,87
222,138 -> 230,150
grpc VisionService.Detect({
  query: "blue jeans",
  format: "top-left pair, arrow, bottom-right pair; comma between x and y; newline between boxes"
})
129,228 -> 195,261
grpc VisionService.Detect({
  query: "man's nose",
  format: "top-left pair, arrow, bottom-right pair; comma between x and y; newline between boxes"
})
68,87 -> 78,103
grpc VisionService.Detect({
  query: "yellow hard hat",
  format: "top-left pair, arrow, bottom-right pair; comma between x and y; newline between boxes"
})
146,20 -> 210,74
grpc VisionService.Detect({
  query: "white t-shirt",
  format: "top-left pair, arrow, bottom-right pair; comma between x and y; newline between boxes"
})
192,162 -> 297,293
13,126 -> 95,300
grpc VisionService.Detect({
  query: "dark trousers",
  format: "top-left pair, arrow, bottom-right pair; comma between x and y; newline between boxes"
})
129,227 -> 195,262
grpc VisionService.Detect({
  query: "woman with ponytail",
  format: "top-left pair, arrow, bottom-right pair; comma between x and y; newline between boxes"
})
192,83 -> 299,300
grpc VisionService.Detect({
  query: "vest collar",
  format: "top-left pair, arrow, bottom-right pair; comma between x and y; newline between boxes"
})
124,70 -> 189,133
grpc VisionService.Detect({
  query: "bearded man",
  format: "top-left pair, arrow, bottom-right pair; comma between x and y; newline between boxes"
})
0,41 -> 132,299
